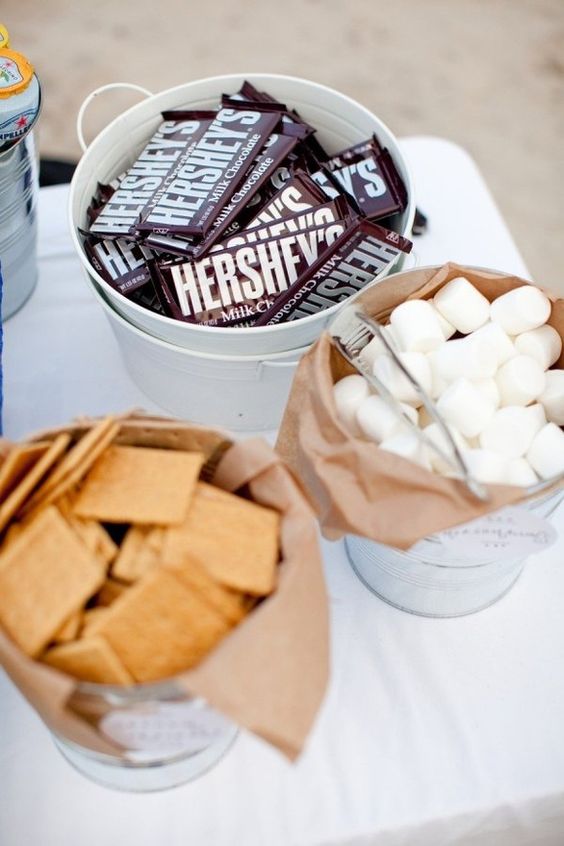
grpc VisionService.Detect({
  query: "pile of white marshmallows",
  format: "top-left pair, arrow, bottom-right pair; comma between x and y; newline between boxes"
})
333,277 -> 564,486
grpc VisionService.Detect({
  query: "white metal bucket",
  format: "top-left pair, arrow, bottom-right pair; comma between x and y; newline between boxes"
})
90,278 -> 306,430
346,490 -> 564,617
69,74 -> 415,356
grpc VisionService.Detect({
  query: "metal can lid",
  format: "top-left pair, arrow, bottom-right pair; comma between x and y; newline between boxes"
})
0,48 -> 34,99
0,24 -> 9,49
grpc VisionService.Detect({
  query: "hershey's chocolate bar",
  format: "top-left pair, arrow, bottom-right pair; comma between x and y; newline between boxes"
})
325,135 -> 382,170
84,237 -> 155,296
216,196 -> 350,252
143,132 -> 301,258
312,145 -> 407,221
253,220 -> 413,325
154,220 -> 347,327
89,113 -> 214,237
246,170 -> 327,229
189,131 -> 300,258
137,107 -> 280,237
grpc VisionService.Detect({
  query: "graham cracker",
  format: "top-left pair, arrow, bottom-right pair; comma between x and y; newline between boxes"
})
42,635 -> 133,684
111,525 -> 163,583
163,549 -> 253,625
0,434 -> 71,533
73,446 -> 204,526
55,491 -> 115,570
81,606 -> 109,635
21,418 -> 120,516
53,611 -> 82,644
0,442 -> 51,501
0,507 -> 105,656
88,568 -> 232,682
163,482 -> 280,596
95,577 -> 129,607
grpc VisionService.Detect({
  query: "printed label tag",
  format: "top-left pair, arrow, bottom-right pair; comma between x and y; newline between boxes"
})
100,700 -> 232,758
421,506 -> 557,563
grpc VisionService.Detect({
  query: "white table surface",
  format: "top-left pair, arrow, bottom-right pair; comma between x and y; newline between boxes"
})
1,137 -> 564,846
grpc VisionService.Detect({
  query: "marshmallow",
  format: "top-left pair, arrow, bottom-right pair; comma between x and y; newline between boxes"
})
379,430 -> 429,468
471,321 -> 516,367
389,300 -> 444,353
356,395 -> 417,443
505,458 -> 538,487
429,332 -> 498,383
496,354 -> 546,407
333,375 -> 370,432
436,377 -> 496,438
490,285 -> 551,335
526,402 -> 547,432
433,277 -> 490,334
373,352 -> 432,406
358,326 -> 398,368
431,305 -> 456,340
539,369 -> 564,425
472,378 -> 500,409
461,448 -> 509,485
527,422 -> 564,479
479,405 -> 545,459
514,324 -> 562,370
423,422 -> 469,474
427,351 -> 449,398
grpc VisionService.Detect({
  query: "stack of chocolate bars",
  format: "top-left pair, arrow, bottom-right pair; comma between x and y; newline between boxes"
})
83,81 -> 412,329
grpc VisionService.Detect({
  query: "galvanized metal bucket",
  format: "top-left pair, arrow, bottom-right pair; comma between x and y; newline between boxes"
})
0,130 -> 39,320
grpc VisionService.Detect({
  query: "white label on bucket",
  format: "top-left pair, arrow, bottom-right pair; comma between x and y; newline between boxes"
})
100,700 -> 232,760
432,506 -> 557,562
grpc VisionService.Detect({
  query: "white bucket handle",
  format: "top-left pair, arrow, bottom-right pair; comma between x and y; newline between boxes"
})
76,83 -> 153,153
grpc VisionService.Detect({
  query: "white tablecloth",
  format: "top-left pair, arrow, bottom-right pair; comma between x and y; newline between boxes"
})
1,138 -> 564,846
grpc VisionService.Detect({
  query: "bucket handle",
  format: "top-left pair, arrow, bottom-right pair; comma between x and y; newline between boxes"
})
76,83 -> 153,153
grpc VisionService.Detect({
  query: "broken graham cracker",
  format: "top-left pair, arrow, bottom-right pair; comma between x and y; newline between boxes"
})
0,507 -> 105,656
53,611 -> 82,644
0,442 -> 51,501
164,552 -> 255,625
87,568 -> 232,683
73,446 -> 204,526
0,434 -> 71,533
111,525 -> 164,583
81,606 -> 110,635
57,491 -> 117,567
162,482 -> 280,596
95,577 -> 129,606
20,417 -> 120,517
42,636 -> 133,685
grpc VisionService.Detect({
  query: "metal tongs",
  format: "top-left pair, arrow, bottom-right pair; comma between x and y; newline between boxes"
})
330,305 -> 489,501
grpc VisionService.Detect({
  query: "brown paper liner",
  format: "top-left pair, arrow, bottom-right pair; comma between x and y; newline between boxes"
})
277,262 -> 564,549
0,415 -> 328,761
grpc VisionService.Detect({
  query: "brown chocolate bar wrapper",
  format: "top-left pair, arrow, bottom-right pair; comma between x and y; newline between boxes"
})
84,237 -> 155,297
254,219 -> 412,325
89,113 -> 215,238
188,132 -> 302,259
325,134 -> 383,170
142,131 -> 302,258
276,263 -> 564,550
137,108 -> 280,237
154,220 -> 349,327
0,414 -> 328,761
312,144 -> 407,221
215,195 -> 351,252
246,170 -> 327,229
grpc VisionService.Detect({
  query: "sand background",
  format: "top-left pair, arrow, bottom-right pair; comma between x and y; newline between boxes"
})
3,0 -> 563,288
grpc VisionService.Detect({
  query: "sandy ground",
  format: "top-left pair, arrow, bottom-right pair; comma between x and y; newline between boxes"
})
3,0 -> 563,287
